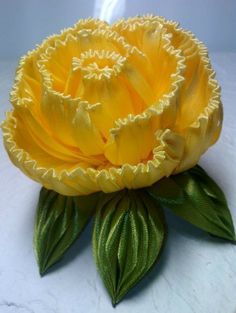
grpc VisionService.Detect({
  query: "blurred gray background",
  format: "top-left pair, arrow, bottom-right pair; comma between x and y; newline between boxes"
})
0,0 -> 236,59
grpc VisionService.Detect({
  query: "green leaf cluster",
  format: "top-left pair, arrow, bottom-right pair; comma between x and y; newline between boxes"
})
33,165 -> 235,305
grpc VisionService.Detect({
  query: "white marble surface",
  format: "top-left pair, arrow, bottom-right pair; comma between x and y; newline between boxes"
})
0,53 -> 236,313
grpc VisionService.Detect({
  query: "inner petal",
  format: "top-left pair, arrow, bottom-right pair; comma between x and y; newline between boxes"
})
113,18 -> 182,106
38,29 -> 131,95
72,49 -> 126,81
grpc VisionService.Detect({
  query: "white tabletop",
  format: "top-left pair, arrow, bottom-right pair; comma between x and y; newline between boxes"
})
0,53 -> 236,313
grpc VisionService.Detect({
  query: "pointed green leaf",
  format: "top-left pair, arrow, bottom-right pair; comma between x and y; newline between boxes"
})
34,187 -> 99,275
92,189 -> 166,305
147,165 -> 235,242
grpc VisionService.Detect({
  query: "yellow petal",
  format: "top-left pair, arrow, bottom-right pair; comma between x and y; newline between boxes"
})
72,102 -> 105,155
104,115 -> 155,165
79,76 -> 135,138
113,17 -> 184,104
2,112 -> 184,195
162,23 -> 223,171
138,15 -> 223,171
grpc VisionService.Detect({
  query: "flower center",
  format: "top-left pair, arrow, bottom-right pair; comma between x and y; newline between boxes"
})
72,49 -> 126,80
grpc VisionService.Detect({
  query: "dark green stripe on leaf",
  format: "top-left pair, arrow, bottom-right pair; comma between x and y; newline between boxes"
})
92,189 -> 166,305
34,187 -> 99,275
147,165 -> 235,242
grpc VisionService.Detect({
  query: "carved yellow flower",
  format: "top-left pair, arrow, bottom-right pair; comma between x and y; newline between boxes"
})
2,16 -> 222,195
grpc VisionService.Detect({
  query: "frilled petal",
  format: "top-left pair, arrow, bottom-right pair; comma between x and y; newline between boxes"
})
135,15 -> 222,171
72,101 -> 105,155
3,111 -> 106,168
2,112 -> 184,195
113,17 -> 185,105
163,21 -> 222,171
104,115 -> 155,165
10,19 -> 109,151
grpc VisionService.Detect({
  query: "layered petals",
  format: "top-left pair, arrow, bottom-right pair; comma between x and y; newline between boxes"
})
2,16 -> 222,195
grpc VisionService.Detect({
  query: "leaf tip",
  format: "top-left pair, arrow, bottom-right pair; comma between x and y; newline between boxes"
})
38,262 -> 49,276
226,227 -> 236,243
231,233 -> 236,244
111,294 -> 120,307
39,267 -> 46,277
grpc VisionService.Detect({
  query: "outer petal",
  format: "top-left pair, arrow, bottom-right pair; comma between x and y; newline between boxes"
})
2,112 -> 184,196
166,23 -> 223,171
138,15 -> 222,171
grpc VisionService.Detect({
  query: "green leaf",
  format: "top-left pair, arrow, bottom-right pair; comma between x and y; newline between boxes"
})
147,165 -> 235,242
34,187 -> 99,275
147,177 -> 184,204
92,189 -> 166,306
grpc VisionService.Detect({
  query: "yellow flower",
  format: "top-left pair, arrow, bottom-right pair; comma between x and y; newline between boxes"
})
2,16 -> 222,196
